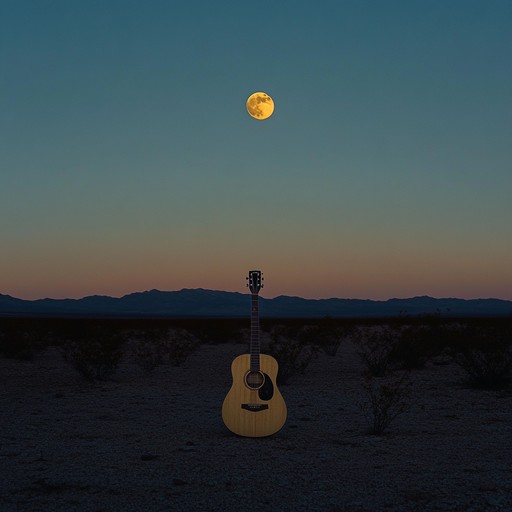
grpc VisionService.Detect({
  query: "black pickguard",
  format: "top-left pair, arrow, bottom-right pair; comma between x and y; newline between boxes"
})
258,373 -> 274,401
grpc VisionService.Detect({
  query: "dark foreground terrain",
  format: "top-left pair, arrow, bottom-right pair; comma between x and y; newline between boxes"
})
1,317 -> 511,511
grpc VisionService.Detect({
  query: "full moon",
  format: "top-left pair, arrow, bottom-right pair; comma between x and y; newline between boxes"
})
246,92 -> 274,120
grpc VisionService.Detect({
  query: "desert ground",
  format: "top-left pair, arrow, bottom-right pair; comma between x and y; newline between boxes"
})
1,327 -> 512,512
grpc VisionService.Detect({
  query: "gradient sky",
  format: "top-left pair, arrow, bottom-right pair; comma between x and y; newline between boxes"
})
1,0 -> 511,301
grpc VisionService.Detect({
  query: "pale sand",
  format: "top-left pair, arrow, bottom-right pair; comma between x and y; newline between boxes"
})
1,339 -> 511,511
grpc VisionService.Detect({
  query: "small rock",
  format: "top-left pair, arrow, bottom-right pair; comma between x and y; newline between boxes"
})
478,483 -> 497,492
140,454 -> 159,461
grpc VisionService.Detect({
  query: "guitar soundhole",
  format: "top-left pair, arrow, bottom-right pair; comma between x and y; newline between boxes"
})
245,370 -> 265,390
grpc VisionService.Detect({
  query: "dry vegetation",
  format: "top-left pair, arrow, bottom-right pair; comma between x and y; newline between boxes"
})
1,316 -> 511,511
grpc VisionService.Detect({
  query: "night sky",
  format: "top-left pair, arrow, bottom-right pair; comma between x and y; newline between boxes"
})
1,0 -> 511,300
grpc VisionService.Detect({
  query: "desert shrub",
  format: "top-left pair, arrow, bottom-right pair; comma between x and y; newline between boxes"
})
129,327 -> 199,371
165,328 -> 200,366
357,326 -> 399,377
128,328 -> 168,373
301,321 -> 348,357
60,324 -> 125,382
0,321 -> 49,360
193,320 -> 246,345
359,371 -> 413,435
0,327 -> 36,360
264,325 -> 319,384
236,328 -> 251,346
390,324 -> 440,369
455,325 -> 512,389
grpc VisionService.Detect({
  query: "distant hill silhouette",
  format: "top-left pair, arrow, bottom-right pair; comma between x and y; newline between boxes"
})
1,289 -> 511,318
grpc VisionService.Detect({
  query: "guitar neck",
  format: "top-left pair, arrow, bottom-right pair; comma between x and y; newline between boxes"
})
250,293 -> 260,371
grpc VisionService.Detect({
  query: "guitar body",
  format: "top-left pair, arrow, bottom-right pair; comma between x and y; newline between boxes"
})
222,353 -> 287,437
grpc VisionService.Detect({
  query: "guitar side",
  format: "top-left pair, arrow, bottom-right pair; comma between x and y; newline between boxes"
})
222,354 -> 287,437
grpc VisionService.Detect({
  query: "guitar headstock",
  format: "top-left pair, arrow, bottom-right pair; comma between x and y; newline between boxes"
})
246,270 -> 264,294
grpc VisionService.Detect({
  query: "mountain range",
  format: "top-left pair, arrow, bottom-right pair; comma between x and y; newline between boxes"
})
1,289 -> 511,318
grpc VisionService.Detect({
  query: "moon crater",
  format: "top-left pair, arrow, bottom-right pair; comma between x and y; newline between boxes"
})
246,92 -> 274,120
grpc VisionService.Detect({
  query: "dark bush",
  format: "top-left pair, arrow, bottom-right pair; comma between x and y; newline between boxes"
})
129,327 -> 199,371
0,321 -> 50,360
264,325 -> 319,384
390,324 -> 439,369
60,324 -> 125,382
128,327 -> 168,373
165,328 -> 200,366
455,325 -> 512,389
359,371 -> 413,435
193,320 -> 246,345
356,326 -> 399,377
301,320 -> 348,357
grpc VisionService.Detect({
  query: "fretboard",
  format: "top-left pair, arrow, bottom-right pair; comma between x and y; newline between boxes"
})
250,293 -> 260,371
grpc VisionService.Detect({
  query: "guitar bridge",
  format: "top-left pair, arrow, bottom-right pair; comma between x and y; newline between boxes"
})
241,404 -> 269,412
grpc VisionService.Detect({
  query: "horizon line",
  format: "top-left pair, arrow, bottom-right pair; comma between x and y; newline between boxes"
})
2,288 -> 512,303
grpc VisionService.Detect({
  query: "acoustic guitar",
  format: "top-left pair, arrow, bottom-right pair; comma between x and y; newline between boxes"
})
222,270 -> 287,437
